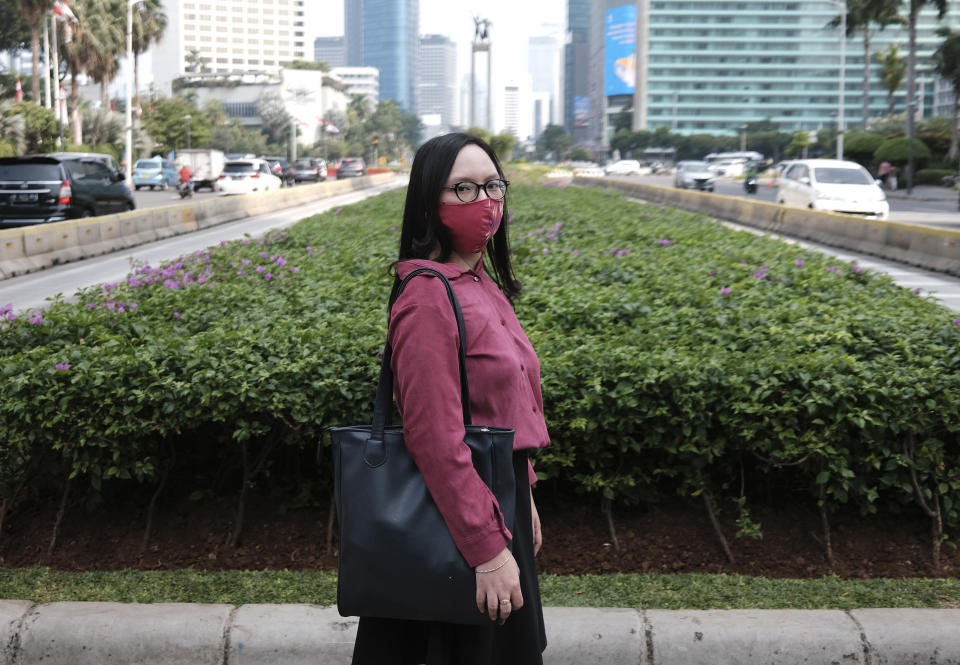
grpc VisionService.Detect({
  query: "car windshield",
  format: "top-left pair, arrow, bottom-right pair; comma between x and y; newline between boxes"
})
224,162 -> 257,174
0,163 -> 62,180
134,160 -> 160,170
683,162 -> 708,171
814,167 -> 872,185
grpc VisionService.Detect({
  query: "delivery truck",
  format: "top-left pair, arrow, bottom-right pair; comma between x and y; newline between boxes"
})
176,149 -> 226,192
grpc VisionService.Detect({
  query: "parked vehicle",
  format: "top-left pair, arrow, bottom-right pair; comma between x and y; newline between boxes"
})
217,159 -> 282,195
262,157 -> 296,187
776,159 -> 889,220
673,161 -> 715,191
132,157 -> 179,190
0,154 -> 134,227
176,148 -> 225,192
604,159 -> 644,176
336,157 -> 367,179
294,157 -> 327,183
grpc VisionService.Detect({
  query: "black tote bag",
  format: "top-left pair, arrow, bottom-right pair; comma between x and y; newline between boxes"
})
328,267 -> 517,625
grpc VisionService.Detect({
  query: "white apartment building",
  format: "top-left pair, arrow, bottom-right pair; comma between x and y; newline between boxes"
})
330,67 -> 379,108
152,0 -> 308,96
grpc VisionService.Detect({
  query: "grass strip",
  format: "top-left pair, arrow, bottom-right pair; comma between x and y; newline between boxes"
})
1,567 -> 958,609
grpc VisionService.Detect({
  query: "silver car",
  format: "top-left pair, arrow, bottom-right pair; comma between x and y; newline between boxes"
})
674,161 -> 715,191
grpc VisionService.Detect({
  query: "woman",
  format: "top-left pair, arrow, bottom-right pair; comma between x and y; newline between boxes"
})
351,133 -> 550,664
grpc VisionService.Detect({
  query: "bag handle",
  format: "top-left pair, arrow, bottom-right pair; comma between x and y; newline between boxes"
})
370,268 -> 471,450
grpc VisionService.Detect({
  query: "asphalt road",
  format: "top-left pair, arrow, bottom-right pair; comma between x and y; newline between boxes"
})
627,174 -> 960,228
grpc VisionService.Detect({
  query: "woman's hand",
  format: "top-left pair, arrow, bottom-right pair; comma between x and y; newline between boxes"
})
475,547 -> 523,622
531,487 -> 542,556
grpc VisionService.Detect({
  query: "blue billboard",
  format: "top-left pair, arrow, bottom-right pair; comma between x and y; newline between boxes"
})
604,5 -> 637,97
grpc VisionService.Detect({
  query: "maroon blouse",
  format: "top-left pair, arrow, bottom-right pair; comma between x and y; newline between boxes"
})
388,258 -> 551,568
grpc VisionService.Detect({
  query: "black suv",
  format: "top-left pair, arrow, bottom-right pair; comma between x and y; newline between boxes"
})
0,154 -> 135,228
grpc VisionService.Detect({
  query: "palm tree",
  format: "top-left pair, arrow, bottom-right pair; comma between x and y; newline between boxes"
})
131,0 -> 166,109
932,27 -> 960,162
903,0 -> 948,191
18,0 -> 55,103
828,0 -> 902,129
876,43 -> 907,115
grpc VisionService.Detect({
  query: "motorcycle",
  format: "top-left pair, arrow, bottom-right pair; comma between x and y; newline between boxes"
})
178,179 -> 194,199
744,175 -> 758,195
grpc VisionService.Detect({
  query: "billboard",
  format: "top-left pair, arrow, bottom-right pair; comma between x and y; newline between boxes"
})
604,4 -> 637,97
574,96 -> 590,127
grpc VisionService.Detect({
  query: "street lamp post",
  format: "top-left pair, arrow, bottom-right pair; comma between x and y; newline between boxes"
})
836,1 -> 846,160
184,114 -> 192,150
124,0 -> 138,186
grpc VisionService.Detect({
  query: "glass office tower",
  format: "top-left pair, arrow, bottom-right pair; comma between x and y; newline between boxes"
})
345,0 -> 419,113
642,0 -> 960,134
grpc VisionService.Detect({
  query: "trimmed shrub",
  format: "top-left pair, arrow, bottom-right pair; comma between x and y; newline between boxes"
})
874,136 -> 931,170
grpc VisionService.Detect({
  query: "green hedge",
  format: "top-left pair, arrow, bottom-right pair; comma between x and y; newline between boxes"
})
2,183 -> 960,551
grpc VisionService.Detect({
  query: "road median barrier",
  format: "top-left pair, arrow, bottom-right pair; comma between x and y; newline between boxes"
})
580,177 -> 960,278
0,601 -> 957,665
0,174 -> 394,281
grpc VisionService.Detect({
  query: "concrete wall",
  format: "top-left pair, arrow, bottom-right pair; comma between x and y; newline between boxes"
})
0,175 -> 393,281
579,178 -> 960,278
1,601 -> 958,665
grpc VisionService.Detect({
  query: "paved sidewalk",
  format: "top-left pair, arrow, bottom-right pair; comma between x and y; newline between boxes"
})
2,600 -> 959,664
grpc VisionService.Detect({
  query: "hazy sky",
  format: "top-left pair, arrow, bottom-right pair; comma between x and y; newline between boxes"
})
307,0 -> 566,89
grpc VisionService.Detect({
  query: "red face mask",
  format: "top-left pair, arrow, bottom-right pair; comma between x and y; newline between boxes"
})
438,197 -> 504,256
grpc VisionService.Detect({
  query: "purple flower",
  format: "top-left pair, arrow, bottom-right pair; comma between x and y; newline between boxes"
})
29,313 -> 43,325
55,363 -> 71,371
794,259 -> 804,267
721,286 -> 731,295
173,312 -> 182,318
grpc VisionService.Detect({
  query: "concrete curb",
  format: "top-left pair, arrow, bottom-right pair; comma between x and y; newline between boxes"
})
0,175 -> 394,281
579,177 -> 960,278
1,601 -> 958,664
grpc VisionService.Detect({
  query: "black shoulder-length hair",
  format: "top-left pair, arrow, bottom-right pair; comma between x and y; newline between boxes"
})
393,132 -> 521,300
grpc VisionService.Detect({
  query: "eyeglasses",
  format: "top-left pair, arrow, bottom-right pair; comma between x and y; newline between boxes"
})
441,179 -> 509,203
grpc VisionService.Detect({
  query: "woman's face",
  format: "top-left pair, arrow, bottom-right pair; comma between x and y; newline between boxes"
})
440,144 -> 500,205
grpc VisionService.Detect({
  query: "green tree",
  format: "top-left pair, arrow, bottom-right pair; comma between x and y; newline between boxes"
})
489,132 -> 516,163
932,26 -> 960,162
828,0 -> 902,128
535,124 -> 572,161
876,43 -> 907,116
141,97 -> 211,154
17,0 -> 55,103
2,101 -> 58,152
132,0 -> 167,109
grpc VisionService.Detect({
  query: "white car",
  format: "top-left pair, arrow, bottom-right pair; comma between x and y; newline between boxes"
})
604,159 -> 646,176
217,159 -> 282,195
776,159 -> 889,220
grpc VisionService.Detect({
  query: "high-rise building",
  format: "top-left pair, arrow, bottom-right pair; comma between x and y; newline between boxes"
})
344,0 -> 419,112
152,0 -> 308,96
315,36 -> 346,68
564,0 -> 592,140
418,34 -> 457,131
528,35 -> 561,134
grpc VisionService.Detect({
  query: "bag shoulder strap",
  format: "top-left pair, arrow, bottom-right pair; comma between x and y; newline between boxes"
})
371,268 -> 471,437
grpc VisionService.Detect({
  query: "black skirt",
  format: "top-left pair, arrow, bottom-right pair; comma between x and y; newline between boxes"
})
351,451 -> 547,665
